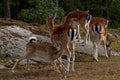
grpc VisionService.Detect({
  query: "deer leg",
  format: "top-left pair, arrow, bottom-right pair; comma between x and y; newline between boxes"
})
12,50 -> 33,72
93,43 -> 99,62
67,45 -> 72,73
58,57 -> 62,68
52,60 -> 61,73
57,57 -> 66,70
71,42 -> 76,72
26,58 -> 30,71
12,57 -> 26,72
66,55 -> 71,73
58,58 -> 66,70
84,24 -> 90,45
77,25 -> 81,41
103,38 -> 109,58
63,44 -> 71,73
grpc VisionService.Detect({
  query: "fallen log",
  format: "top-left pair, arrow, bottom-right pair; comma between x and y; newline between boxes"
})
75,40 -> 120,56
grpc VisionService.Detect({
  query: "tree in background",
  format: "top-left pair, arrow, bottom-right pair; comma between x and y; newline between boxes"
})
59,0 -> 76,13
19,0 -> 65,24
2,0 -> 11,18
109,0 -> 120,28
10,0 -> 19,19
0,0 -> 119,28
59,0 -> 119,28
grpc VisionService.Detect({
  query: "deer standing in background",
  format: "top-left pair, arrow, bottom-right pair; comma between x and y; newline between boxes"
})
64,10 -> 92,45
89,17 -> 111,61
91,17 -> 109,28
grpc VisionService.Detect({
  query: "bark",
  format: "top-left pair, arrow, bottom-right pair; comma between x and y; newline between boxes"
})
16,0 -> 19,19
101,0 -> 109,20
2,0 -> 11,18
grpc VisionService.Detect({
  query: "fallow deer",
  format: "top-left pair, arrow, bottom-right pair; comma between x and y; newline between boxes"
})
89,17 -> 111,61
91,17 -> 109,28
46,14 -> 77,72
12,37 -> 63,73
65,10 -> 92,45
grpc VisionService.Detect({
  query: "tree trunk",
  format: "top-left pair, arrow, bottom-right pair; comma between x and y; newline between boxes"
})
2,0 -> 11,18
16,0 -> 19,19
101,0 -> 109,19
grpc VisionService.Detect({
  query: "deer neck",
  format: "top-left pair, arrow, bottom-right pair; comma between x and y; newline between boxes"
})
48,20 -> 55,33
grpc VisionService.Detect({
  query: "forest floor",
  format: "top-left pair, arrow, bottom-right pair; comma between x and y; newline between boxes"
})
0,54 -> 120,80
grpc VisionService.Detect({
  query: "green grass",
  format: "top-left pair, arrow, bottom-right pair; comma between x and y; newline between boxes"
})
111,38 -> 120,52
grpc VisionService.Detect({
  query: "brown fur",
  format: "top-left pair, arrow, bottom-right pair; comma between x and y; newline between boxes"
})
89,17 -> 110,61
46,14 -> 76,72
90,22 -> 107,42
52,23 -> 75,41
64,10 -> 92,45
46,14 -> 75,44
12,41 -> 63,72
27,42 -> 59,57
90,17 -> 108,28
66,10 -> 92,30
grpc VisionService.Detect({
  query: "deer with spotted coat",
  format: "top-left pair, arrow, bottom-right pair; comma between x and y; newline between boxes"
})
89,17 -> 111,61
46,14 -> 77,73
12,36 -> 63,73
63,10 -> 92,45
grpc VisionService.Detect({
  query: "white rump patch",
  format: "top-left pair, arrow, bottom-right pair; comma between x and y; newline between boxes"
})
69,29 -> 72,39
74,29 -> 77,38
28,36 -> 38,42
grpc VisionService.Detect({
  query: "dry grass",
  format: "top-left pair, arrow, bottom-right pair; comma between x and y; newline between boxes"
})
0,18 -> 50,36
0,54 -> 120,80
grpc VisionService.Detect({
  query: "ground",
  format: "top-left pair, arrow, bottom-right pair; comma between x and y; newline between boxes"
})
0,54 -> 120,80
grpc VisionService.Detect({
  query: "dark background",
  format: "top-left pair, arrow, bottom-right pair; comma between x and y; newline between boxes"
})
0,0 -> 120,28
